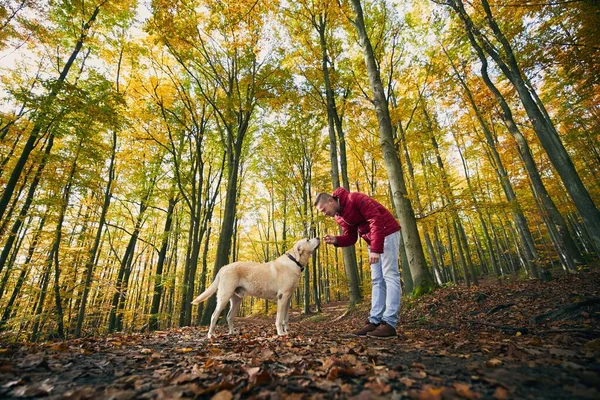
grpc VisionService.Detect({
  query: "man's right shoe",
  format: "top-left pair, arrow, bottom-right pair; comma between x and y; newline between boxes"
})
352,320 -> 380,336
366,322 -> 398,339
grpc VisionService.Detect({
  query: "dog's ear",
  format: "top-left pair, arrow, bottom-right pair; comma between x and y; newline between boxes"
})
291,242 -> 303,260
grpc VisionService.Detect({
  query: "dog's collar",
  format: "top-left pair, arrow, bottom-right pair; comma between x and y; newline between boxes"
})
286,253 -> 305,272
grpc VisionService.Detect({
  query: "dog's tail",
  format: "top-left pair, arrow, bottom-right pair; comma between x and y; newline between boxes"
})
191,273 -> 220,305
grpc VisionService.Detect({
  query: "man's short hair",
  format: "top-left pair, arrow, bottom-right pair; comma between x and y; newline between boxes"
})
313,192 -> 333,207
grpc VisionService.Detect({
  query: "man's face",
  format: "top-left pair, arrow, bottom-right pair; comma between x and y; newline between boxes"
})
316,198 -> 338,217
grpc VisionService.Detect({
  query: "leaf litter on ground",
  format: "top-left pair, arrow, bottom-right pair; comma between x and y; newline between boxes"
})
0,268 -> 599,399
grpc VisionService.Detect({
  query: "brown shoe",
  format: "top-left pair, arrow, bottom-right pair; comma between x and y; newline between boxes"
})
352,321 -> 379,336
366,322 -> 397,339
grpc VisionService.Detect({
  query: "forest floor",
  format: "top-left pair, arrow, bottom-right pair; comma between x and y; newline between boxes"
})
1,267 -> 599,399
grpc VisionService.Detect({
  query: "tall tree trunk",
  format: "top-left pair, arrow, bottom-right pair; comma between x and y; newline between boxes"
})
0,215 -> 30,300
108,187 -> 152,333
75,130 -> 116,337
0,136 -> 54,276
51,139 -> 83,339
459,31 -> 584,268
201,120 -> 249,325
349,0 -> 434,295
0,4 -> 103,222
149,193 -> 177,331
450,0 -> 600,252
455,136 -> 500,276
442,45 -> 538,277
316,18 -> 362,306
0,212 -> 47,329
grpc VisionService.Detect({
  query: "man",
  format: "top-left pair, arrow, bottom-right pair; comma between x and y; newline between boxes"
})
314,188 -> 401,339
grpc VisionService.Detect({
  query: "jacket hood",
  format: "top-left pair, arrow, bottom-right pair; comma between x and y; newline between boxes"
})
332,187 -> 349,208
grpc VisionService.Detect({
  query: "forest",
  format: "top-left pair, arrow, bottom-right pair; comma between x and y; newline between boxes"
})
0,0 -> 599,398
0,0 -> 598,341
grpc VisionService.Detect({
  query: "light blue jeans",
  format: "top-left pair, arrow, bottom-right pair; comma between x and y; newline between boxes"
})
368,231 -> 401,328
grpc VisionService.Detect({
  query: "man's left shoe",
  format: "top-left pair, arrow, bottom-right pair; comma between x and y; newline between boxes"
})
366,322 -> 398,339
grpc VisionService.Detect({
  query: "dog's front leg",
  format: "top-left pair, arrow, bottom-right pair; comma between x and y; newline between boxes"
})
276,293 -> 293,335
275,294 -> 287,335
282,296 -> 293,333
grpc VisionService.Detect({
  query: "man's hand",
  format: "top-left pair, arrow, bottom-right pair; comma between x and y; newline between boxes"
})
323,234 -> 338,245
369,252 -> 380,265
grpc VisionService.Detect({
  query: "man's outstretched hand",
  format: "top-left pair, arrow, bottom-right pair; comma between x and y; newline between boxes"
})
323,234 -> 337,245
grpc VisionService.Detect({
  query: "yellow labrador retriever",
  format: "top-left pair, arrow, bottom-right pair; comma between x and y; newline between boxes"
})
192,237 -> 320,338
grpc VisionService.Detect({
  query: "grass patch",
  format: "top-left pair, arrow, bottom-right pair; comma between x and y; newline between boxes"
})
303,313 -> 331,323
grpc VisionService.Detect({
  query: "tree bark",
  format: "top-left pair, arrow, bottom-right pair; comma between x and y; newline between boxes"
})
149,193 -> 177,331
457,29 -> 584,269
349,0 -> 434,295
450,0 -> 600,253
0,4 -> 103,223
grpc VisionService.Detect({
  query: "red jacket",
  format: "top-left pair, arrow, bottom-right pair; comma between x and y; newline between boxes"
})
332,187 -> 401,253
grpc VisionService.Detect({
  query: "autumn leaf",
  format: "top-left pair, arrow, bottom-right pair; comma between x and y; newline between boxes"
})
492,386 -> 510,400
246,367 -> 273,386
417,386 -> 445,400
453,382 -> 481,399
176,347 -> 194,353
212,390 -> 233,400
364,379 -> 391,395
486,358 -> 502,368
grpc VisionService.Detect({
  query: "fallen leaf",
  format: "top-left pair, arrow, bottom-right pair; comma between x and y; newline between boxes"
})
212,390 -> 233,400
364,380 -> 391,395
453,382 -> 481,399
418,386 -> 445,400
10,379 -> 54,398
492,387 -> 510,400
176,347 -> 194,353
486,358 -> 502,368
247,367 -> 273,386
400,377 -> 416,387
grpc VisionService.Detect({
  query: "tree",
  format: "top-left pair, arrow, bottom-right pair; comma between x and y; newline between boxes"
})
346,0 -> 435,295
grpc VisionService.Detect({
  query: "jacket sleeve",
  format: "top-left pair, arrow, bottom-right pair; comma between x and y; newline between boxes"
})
355,194 -> 387,253
335,219 -> 358,248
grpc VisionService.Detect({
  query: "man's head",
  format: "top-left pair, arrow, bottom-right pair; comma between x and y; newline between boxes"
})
314,193 -> 339,217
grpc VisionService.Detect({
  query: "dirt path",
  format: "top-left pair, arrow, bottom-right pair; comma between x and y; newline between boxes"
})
1,270 -> 599,399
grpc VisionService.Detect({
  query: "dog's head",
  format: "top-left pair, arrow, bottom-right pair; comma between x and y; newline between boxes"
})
288,238 -> 320,266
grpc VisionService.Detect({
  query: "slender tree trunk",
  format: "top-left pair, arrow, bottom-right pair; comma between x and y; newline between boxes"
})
108,188 -> 151,332
75,131 -> 116,336
0,213 -> 47,329
0,215 -> 30,300
149,193 -> 177,331
201,119 -> 249,325
315,19 -> 362,306
349,0 -> 434,295
442,46 -> 538,275
0,136 -> 54,276
0,4 -> 103,222
50,139 -> 83,339
451,0 -> 600,252
466,36 -> 583,267
445,218 -> 458,284
455,137 -> 500,276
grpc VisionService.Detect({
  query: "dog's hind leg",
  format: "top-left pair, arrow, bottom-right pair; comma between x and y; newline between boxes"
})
227,295 -> 242,335
208,291 -> 232,339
